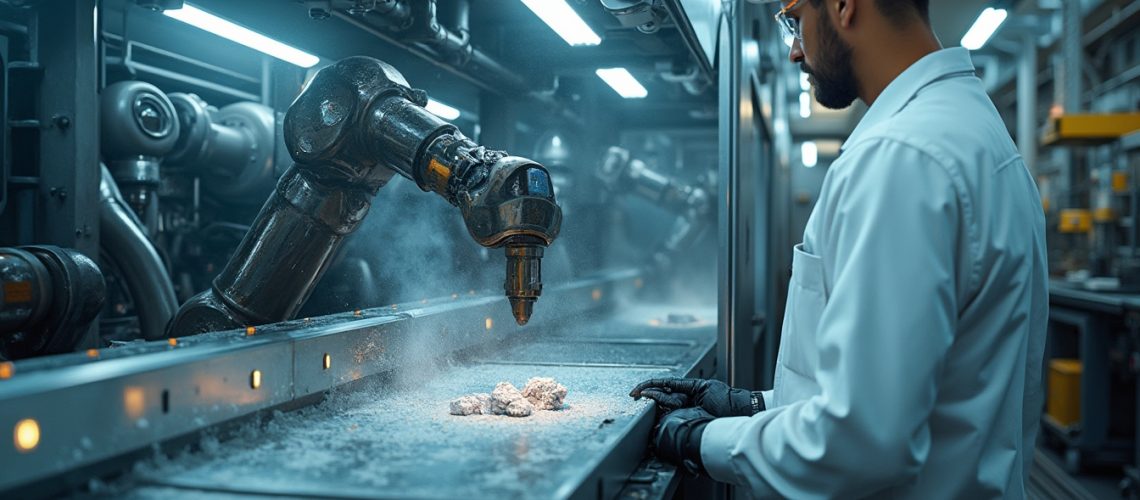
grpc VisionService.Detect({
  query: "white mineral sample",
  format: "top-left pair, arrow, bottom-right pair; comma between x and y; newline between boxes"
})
491,382 -> 534,417
449,393 -> 491,416
450,378 -> 567,417
521,377 -> 568,410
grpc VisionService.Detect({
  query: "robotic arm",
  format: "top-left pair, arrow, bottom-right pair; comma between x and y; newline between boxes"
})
168,56 -> 560,336
598,146 -> 710,268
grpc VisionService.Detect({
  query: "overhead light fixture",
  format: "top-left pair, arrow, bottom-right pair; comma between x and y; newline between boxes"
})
800,73 -> 811,92
802,141 -> 818,168
425,99 -> 461,120
596,68 -> 648,99
164,4 -> 320,68
520,0 -> 601,46
799,91 -> 812,118
960,7 -> 1008,51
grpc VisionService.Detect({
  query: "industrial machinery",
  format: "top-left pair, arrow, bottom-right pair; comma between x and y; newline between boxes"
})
0,246 -> 105,359
597,146 -> 712,269
168,56 -> 561,335
0,0 -> 732,497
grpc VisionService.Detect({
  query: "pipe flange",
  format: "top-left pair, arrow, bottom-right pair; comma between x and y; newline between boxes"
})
165,92 -> 213,166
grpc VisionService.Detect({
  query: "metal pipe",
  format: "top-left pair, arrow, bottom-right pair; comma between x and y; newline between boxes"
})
1061,0 -> 1083,113
99,165 -> 179,340
1017,34 -> 1038,175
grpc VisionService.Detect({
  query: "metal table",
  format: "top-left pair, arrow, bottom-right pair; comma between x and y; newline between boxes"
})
1,270 -> 715,499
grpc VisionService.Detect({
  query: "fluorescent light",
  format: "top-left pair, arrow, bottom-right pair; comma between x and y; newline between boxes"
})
164,4 -> 320,68
425,99 -> 461,120
801,141 -> 818,168
800,73 -> 811,92
961,8 -> 1008,50
520,0 -> 601,46
799,91 -> 812,118
596,68 -> 648,98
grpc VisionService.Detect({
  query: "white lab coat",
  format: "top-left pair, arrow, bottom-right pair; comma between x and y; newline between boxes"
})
701,48 -> 1049,498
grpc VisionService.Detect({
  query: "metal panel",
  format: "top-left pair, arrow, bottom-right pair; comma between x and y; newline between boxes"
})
34,0 -> 99,258
717,3 -> 767,389
677,0 -> 720,69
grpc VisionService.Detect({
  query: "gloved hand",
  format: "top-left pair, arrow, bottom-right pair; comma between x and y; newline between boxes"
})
630,377 -> 763,417
652,407 -> 714,475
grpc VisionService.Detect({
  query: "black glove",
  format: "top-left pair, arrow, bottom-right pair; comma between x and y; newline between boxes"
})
653,407 -> 714,475
630,377 -> 763,417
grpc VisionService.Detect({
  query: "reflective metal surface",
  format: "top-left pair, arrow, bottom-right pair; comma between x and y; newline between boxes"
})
99,166 -> 179,341
1,269 -> 708,499
0,245 -> 105,359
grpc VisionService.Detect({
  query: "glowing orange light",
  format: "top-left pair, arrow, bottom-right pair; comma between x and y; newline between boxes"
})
86,349 -> 99,358
591,289 -> 603,301
245,326 -> 256,336
354,310 -> 362,316
634,278 -> 644,288
250,370 -> 262,389
323,353 -> 331,370
485,317 -> 493,330
391,304 -> 398,311
0,362 -> 12,379
124,387 -> 145,419
14,419 -> 39,453
648,319 -> 662,327
168,338 -> 178,346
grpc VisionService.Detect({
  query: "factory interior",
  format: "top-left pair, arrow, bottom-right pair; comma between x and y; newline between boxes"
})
0,0 -> 1139,497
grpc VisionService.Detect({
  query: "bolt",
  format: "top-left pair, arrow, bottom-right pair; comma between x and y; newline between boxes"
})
52,114 -> 71,129
49,187 -> 68,201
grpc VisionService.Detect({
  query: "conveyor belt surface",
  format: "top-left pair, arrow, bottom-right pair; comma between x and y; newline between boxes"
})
112,305 -> 716,499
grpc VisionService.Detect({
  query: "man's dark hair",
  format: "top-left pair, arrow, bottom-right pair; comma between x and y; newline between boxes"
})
807,0 -> 930,27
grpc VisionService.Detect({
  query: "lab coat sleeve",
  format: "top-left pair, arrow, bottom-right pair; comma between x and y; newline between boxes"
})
701,138 -> 964,498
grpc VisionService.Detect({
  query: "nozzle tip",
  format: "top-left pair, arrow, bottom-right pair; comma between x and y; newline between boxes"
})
510,298 -> 534,326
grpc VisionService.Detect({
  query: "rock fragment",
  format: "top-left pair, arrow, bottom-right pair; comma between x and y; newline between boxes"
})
491,382 -> 534,417
449,393 -> 491,416
522,377 -> 568,410
450,378 -> 567,418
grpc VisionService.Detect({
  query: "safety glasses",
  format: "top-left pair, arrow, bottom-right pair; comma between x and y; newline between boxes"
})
774,0 -> 803,41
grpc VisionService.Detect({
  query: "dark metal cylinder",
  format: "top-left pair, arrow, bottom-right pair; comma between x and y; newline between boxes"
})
0,248 -> 53,333
369,96 -> 454,182
212,167 -> 373,323
203,122 -> 254,172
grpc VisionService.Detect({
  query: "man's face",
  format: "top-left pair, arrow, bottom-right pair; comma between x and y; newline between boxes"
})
791,1 -> 859,110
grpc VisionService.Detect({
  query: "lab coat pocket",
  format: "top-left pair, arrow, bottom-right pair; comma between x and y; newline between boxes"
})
774,244 -> 827,404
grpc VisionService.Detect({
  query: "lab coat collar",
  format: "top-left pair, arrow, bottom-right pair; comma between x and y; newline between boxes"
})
842,47 -> 976,151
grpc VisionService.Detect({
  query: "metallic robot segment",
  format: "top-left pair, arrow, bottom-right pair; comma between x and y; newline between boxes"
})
0,246 -> 106,359
168,56 -> 560,336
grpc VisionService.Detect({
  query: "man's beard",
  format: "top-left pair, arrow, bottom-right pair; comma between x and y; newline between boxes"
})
800,10 -> 858,110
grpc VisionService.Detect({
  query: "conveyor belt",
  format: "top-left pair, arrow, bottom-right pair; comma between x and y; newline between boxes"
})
114,306 -> 715,499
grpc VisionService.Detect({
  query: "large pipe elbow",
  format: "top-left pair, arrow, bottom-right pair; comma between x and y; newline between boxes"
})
99,165 -> 179,340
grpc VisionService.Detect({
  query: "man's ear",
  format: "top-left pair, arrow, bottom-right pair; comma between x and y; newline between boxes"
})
835,0 -> 855,29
